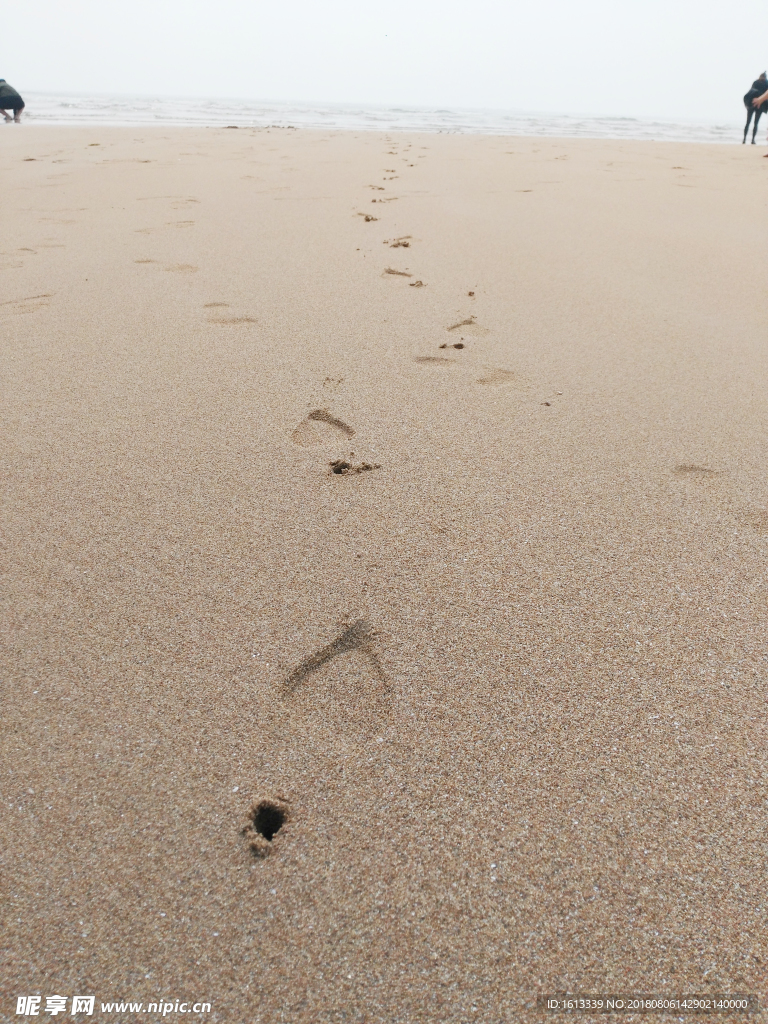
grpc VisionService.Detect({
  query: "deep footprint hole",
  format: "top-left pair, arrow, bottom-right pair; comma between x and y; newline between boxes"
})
252,802 -> 286,842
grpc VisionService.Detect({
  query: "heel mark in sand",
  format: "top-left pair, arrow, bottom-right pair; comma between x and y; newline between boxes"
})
476,367 -> 517,386
285,620 -> 386,694
309,409 -> 355,435
292,409 -> 355,446
447,316 -> 488,335
243,797 -> 290,858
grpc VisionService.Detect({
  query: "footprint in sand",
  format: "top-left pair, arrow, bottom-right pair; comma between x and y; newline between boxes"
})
737,509 -> 768,534
415,356 -> 455,366
673,465 -> 720,478
285,619 -> 386,693
476,368 -> 519,387
385,236 -> 411,248
207,314 -> 258,324
135,259 -> 156,264
0,293 -> 53,316
383,268 -> 412,278
164,264 -> 198,273
447,316 -> 489,336
282,620 -> 390,748
292,409 -> 355,446
166,220 -> 195,228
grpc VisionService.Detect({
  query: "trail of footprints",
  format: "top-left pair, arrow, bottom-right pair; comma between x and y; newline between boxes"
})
355,139 -> 521,386
261,138 -> 733,861
250,138 -> 527,860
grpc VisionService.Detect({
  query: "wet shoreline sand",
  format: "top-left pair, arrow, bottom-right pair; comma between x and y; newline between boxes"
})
2,127 -> 767,1021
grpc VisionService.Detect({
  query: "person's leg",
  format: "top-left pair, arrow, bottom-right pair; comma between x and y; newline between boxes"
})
1,107 -> 12,123
13,103 -> 24,123
743,105 -> 753,143
753,109 -> 765,145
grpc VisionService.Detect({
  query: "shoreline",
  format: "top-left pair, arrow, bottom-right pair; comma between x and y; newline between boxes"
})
14,95 -> 746,144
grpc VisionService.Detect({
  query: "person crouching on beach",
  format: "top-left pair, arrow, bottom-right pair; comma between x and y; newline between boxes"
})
0,79 -> 25,122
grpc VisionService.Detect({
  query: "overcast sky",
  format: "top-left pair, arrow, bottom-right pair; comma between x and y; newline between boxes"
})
3,0 -> 764,121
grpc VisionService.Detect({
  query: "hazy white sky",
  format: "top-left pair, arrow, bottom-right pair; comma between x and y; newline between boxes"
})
3,0 -> 765,121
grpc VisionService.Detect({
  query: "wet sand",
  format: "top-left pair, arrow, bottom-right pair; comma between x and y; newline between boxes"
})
2,126 -> 767,1022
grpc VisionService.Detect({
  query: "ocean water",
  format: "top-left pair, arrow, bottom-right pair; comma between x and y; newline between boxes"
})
20,92 -> 745,145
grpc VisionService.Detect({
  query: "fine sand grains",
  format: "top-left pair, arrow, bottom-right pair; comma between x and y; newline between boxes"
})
2,126 -> 768,1023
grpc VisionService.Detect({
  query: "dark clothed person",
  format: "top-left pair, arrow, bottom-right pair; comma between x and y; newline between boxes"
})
743,73 -> 768,143
0,79 -> 24,122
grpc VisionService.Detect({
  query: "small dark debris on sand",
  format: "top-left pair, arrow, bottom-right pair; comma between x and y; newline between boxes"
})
330,460 -> 381,475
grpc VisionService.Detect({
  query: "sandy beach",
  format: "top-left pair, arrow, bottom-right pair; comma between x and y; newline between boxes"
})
2,125 -> 767,1022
